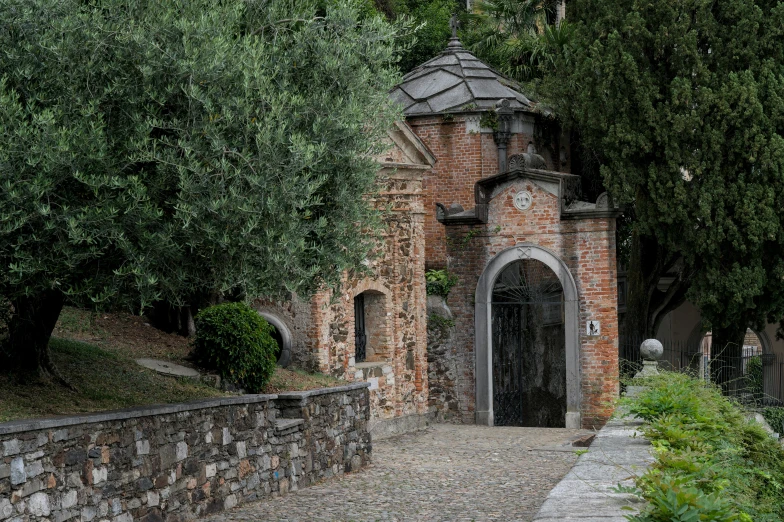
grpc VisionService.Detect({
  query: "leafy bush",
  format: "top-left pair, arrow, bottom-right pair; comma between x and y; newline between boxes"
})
762,407 -> 784,434
632,474 -> 740,522
623,372 -> 784,522
745,356 -> 764,397
191,302 -> 277,393
425,269 -> 459,298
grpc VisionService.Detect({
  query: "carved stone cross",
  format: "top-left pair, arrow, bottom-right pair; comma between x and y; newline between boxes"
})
449,14 -> 460,39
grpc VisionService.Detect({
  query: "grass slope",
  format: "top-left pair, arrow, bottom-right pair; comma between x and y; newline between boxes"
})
0,307 -> 344,423
0,338 -> 225,423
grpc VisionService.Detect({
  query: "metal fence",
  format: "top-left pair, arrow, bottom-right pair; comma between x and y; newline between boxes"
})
620,336 -> 784,407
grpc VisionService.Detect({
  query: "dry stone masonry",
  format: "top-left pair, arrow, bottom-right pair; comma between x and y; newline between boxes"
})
0,383 -> 370,522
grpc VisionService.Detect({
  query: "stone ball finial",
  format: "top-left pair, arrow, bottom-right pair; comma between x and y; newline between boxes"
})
640,339 -> 663,361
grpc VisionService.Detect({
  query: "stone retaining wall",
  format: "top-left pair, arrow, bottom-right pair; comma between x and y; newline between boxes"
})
0,383 -> 370,522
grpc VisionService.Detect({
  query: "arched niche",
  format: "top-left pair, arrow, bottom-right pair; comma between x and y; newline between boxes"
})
258,312 -> 292,368
475,244 -> 581,428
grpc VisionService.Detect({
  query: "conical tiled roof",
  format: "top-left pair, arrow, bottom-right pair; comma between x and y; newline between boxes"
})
390,37 -> 533,116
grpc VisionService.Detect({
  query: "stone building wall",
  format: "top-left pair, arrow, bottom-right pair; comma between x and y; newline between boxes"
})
425,296 -> 460,422
430,177 -> 618,429
253,124 -> 432,437
309,169 -> 430,427
0,384 -> 370,522
254,297 -> 315,372
406,113 -> 570,269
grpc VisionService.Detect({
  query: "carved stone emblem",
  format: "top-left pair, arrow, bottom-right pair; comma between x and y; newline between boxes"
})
513,190 -> 533,211
517,247 -> 532,259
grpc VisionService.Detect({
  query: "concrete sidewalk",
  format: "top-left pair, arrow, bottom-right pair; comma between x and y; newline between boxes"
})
533,416 -> 653,521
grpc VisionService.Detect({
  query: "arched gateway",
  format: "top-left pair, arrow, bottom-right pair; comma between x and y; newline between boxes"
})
475,245 -> 581,428
393,33 -> 621,430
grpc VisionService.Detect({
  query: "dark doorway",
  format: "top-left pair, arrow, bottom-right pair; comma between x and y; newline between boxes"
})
354,294 -> 367,363
491,259 -> 567,427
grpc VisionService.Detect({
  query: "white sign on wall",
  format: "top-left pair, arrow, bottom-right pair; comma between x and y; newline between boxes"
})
587,321 -> 601,336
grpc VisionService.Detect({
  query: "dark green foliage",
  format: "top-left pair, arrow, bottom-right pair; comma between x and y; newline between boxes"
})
375,0 -> 460,73
623,372 -> 784,521
191,303 -> 277,393
545,0 -> 784,346
761,407 -> 784,434
427,313 -> 455,330
425,269 -> 459,298
745,356 -> 763,397
0,0 -> 403,371
461,0 -> 568,83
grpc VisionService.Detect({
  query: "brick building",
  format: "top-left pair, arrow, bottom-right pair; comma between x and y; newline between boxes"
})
391,35 -> 621,430
259,35 -> 621,434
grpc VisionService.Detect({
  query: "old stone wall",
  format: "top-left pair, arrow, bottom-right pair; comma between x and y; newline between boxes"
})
429,177 -> 618,429
254,297 -> 315,371
0,384 -> 370,522
425,296 -> 461,422
253,153 -> 430,435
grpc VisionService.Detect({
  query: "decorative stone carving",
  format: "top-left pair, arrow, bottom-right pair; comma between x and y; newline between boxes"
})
635,339 -> 663,378
435,202 -> 446,221
508,153 -> 547,171
640,339 -> 664,361
595,192 -> 610,209
513,191 -> 533,211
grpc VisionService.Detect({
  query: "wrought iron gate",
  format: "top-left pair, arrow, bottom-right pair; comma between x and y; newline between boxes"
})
491,259 -> 565,426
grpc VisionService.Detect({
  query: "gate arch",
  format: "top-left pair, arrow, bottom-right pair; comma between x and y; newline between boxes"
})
475,244 -> 581,428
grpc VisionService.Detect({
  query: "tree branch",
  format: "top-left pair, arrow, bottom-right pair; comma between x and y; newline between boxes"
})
250,17 -> 325,37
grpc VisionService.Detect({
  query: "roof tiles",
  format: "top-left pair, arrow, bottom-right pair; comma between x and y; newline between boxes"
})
390,38 -> 533,116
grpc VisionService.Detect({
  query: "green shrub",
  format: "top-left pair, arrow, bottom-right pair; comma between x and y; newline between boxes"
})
762,407 -> 784,434
745,356 -> 763,397
632,474 -> 741,522
623,372 -> 784,522
192,302 -> 277,393
425,269 -> 459,298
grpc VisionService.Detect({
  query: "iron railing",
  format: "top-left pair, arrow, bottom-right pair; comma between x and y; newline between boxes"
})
620,336 -> 784,407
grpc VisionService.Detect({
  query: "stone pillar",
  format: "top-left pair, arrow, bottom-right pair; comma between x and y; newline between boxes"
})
493,100 -> 513,173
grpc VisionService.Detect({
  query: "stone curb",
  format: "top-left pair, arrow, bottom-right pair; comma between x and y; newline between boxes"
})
0,382 -> 372,435
0,394 -> 278,435
533,415 -> 654,521
276,381 -> 371,400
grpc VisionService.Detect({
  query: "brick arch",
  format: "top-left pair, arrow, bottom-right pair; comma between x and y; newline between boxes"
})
474,244 -> 582,428
350,279 -> 390,299
350,280 -> 393,363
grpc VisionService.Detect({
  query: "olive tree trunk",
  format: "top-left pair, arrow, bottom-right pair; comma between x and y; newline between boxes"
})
3,290 -> 65,378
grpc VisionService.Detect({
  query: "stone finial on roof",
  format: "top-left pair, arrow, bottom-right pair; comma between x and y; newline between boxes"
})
447,14 -> 463,50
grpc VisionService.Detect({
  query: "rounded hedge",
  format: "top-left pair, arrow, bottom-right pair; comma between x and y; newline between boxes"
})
192,302 -> 277,393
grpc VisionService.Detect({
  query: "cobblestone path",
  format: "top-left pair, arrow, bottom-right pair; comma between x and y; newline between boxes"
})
205,424 -> 585,522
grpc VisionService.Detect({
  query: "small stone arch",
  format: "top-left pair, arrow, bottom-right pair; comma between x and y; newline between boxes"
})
257,312 -> 292,368
351,282 -> 392,363
475,244 -> 581,428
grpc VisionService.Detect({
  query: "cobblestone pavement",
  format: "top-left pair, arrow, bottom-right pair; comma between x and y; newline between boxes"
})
205,424 -> 585,522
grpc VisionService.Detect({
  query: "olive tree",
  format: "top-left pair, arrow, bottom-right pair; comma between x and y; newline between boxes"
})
0,0 -> 403,375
